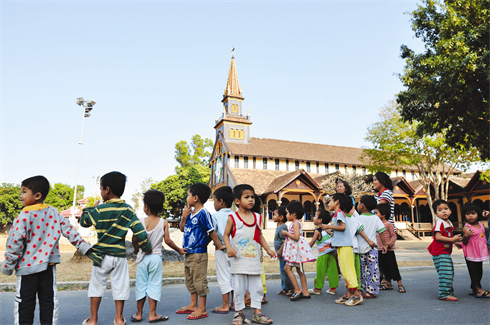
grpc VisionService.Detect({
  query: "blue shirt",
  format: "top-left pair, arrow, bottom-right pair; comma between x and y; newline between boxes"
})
331,210 -> 353,248
183,208 -> 215,254
212,208 -> 233,245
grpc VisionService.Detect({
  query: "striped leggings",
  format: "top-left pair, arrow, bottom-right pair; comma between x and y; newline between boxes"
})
432,254 -> 454,299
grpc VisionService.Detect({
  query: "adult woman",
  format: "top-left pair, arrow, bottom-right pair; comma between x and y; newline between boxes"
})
372,172 -> 394,225
336,179 -> 356,216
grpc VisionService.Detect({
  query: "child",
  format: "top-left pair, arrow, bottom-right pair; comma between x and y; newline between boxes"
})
323,193 -> 363,306
460,203 -> 490,297
356,195 -> 388,298
427,199 -> 462,301
211,186 -> 235,313
80,171 -> 152,325
307,209 -> 338,295
223,184 -> 275,325
131,190 -> 186,323
282,201 -> 316,301
2,176 -> 92,325
177,183 -> 224,320
375,203 -> 406,294
274,206 -> 294,296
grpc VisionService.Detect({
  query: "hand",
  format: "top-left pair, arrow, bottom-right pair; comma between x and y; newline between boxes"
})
177,248 -> 187,255
453,234 -> 463,243
455,243 -> 462,249
281,230 -> 288,236
463,228 -> 474,238
368,240 -> 376,248
182,206 -> 191,218
94,199 -> 101,207
227,248 -> 237,258
277,251 -> 282,259
483,210 -> 489,219
382,244 -> 388,254
218,244 -> 226,251
267,249 -> 276,258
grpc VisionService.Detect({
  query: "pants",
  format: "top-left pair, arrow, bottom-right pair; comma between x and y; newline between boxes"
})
359,249 -> 380,294
261,263 -> 267,294
354,253 -> 361,290
135,254 -> 163,302
88,255 -> 130,300
465,258 -> 483,292
233,274 -> 263,311
337,247 -> 358,290
184,253 -> 209,297
279,257 -> 293,291
378,250 -> 401,281
215,250 -> 233,295
314,253 -> 338,290
432,254 -> 454,299
15,265 -> 58,325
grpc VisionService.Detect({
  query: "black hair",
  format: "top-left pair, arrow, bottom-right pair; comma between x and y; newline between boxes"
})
374,172 -> 393,191
21,176 -> 50,200
316,209 -> 332,224
286,201 -> 304,220
336,179 -> 353,196
143,190 -> 165,215
251,194 -> 262,214
462,203 -> 483,221
360,195 -> 377,211
344,195 -> 354,214
100,171 -> 127,197
375,203 -> 391,219
213,186 -> 234,208
331,193 -> 350,213
275,206 -> 287,222
432,199 -> 449,212
233,184 -> 255,201
188,183 -> 211,204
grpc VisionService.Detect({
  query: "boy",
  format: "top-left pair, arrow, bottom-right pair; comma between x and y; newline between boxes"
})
223,184 -> 275,325
274,206 -> 294,296
356,196 -> 388,298
2,175 -> 92,325
308,209 -> 338,295
131,190 -> 185,323
177,183 -> 224,320
211,186 -> 235,314
80,171 -> 152,325
427,199 -> 463,301
375,203 -> 406,294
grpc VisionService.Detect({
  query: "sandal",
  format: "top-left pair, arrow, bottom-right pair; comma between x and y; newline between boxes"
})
475,291 -> 490,298
365,293 -> 377,299
398,285 -> 406,293
232,312 -> 248,325
335,295 -> 349,304
286,289 -> 294,296
252,313 -> 273,324
289,292 -> 303,301
245,299 -> 251,308
261,294 -> 268,304
379,283 -> 393,290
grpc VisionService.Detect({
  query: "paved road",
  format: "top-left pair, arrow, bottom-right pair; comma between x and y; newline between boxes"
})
1,264 -> 489,325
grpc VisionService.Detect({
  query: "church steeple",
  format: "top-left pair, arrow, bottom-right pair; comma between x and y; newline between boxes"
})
223,48 -> 244,101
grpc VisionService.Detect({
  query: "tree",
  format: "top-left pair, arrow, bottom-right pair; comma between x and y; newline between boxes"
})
320,172 -> 373,198
362,99 -> 481,223
45,183 -> 85,212
397,0 -> 490,161
0,183 -> 22,226
131,177 -> 154,211
175,134 -> 213,170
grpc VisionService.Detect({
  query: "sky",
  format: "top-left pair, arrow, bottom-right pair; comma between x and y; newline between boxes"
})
1,0 -> 432,203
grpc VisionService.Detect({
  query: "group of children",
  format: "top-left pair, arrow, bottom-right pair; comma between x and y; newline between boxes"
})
2,173 -> 489,325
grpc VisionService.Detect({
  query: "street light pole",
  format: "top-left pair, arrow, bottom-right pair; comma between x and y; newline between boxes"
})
71,98 -> 95,226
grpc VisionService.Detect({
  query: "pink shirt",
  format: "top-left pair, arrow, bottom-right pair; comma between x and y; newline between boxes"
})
376,221 -> 396,251
461,222 -> 489,262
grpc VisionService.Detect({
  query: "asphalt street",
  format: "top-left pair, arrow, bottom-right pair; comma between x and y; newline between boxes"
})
1,264 -> 489,325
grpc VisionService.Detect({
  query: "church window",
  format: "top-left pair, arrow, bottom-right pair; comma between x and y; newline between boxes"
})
234,156 -> 239,168
244,157 -> 248,169
411,171 -> 415,180
395,170 -> 398,177
239,130 -> 244,139
295,161 -> 299,170
229,129 -> 234,138
253,157 -> 256,169
335,164 -> 339,172
275,159 -> 279,170
403,170 -> 406,178
286,159 -> 289,171
353,166 -> 357,173
306,162 -> 310,172
263,158 -> 267,170
316,162 -> 319,173
325,163 -> 329,174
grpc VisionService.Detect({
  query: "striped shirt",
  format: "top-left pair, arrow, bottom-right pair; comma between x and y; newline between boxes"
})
376,189 -> 394,226
80,199 -> 151,266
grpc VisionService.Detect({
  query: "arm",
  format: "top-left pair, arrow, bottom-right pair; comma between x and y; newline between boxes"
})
461,226 -> 473,246
378,230 -> 388,253
132,234 -> 140,255
435,232 -> 462,243
163,220 -> 186,255
209,230 -> 225,250
323,221 -> 346,232
282,222 -> 301,241
277,242 -> 285,258
309,230 -> 320,247
260,230 -> 275,257
223,217 -> 236,258
179,206 -> 191,232
386,225 -> 397,247
59,212 -> 91,255
79,207 -> 98,228
1,214 -> 26,276
212,215 -> 224,245
379,199 -> 390,204
358,230 -> 376,248
130,215 -> 152,253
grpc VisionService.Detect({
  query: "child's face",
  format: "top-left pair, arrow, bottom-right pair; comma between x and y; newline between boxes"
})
356,202 -> 363,213
374,209 -> 384,220
236,189 -> 255,210
20,186 -> 39,206
286,209 -> 296,221
100,184 -> 110,201
313,211 -> 322,225
273,210 -> 283,223
143,204 -> 150,216
327,198 -> 337,211
465,211 -> 478,224
186,190 -> 198,207
435,204 -> 451,220
213,197 -> 224,211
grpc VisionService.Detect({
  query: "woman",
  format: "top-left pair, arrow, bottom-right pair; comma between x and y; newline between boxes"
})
372,172 -> 394,226
336,179 -> 356,216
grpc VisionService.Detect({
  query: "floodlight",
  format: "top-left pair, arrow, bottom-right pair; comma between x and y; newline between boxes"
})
84,113 -> 91,117
77,97 -> 84,106
86,100 -> 96,107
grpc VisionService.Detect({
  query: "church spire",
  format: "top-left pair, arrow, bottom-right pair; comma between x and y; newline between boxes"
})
223,48 -> 244,101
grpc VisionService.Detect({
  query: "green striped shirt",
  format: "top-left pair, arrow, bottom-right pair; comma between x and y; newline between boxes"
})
80,199 -> 151,266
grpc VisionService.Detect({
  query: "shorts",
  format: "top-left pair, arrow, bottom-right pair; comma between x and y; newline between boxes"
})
88,255 -> 130,300
135,254 -> 163,301
184,253 -> 209,297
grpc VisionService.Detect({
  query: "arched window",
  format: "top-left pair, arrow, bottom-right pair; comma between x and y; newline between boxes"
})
304,201 -> 313,221
395,204 -> 401,222
318,200 -> 325,211
472,199 -> 484,212
239,130 -> 244,139
401,203 -> 410,222
268,199 -> 277,221
281,198 -> 290,207
229,129 -> 234,138
448,202 -> 458,224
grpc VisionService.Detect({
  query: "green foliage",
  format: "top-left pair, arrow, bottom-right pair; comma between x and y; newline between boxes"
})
397,0 -> 490,161
0,183 -> 22,225
480,170 -> 490,183
175,134 -> 213,170
45,183 -> 85,212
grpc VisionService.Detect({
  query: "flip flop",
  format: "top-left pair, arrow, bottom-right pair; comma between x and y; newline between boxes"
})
130,315 -> 143,322
365,293 -> 377,299
176,308 -> 197,314
187,314 -> 209,320
475,291 -> 490,298
82,318 -> 91,325
149,316 -> 169,323
379,283 -> 393,290
439,296 -> 458,301
212,307 -> 229,314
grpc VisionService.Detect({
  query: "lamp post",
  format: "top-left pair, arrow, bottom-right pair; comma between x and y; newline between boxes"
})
71,97 -> 96,226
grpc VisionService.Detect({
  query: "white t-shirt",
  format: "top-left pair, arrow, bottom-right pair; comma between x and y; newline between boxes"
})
356,214 -> 387,254
345,215 -> 363,254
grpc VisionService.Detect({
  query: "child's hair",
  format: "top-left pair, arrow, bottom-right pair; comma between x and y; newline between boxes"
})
251,194 -> 261,213
432,199 -> 449,212
275,206 -> 287,222
188,183 -> 211,204
375,203 -> 391,219
100,171 -> 127,197
233,184 -> 255,201
336,179 -> 353,196
462,203 -> 483,221
286,201 -> 304,219
344,195 -> 354,214
213,186 -> 233,208
360,195 -> 377,211
374,172 -> 393,191
316,209 -> 332,224
143,190 -> 165,215
330,193 -> 349,213
21,176 -> 50,200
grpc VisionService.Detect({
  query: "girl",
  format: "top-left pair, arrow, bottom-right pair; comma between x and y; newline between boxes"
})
372,172 -> 395,226
461,203 -> 490,298
281,201 -> 316,301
